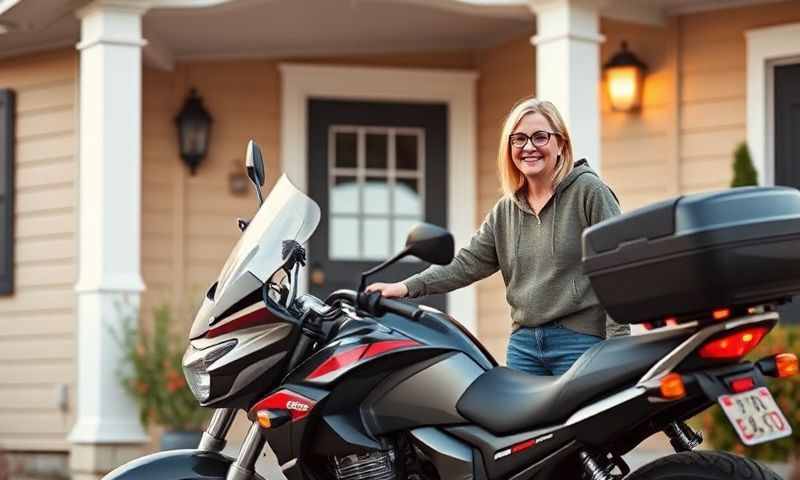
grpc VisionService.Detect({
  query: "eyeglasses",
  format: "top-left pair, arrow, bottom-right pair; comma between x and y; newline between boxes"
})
509,131 -> 558,148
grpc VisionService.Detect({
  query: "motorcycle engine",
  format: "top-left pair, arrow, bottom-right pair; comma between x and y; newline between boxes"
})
328,437 -> 438,480
330,451 -> 396,480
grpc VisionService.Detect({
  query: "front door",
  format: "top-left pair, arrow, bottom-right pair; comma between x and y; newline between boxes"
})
774,62 -> 800,324
307,99 -> 448,311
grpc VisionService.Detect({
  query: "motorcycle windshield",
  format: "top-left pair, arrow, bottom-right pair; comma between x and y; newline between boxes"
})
213,174 -> 321,301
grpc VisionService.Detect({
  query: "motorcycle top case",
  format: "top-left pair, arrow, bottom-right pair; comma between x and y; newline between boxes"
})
582,187 -> 800,324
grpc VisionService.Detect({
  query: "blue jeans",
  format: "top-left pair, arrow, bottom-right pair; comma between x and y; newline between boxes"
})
506,324 -> 602,376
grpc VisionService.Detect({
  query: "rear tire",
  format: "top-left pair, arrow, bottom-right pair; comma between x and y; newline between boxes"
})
626,451 -> 781,480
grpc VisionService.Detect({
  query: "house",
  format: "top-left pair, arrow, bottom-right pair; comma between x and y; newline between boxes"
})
0,0 -> 798,478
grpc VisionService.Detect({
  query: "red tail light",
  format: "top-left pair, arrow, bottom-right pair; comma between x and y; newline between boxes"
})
698,326 -> 769,360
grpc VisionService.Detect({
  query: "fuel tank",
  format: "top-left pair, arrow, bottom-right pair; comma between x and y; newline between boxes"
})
379,308 -> 497,370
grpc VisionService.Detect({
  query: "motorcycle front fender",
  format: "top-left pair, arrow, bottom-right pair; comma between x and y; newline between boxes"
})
104,449 -> 265,480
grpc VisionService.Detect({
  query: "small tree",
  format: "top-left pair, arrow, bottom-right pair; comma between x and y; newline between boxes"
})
731,142 -> 758,187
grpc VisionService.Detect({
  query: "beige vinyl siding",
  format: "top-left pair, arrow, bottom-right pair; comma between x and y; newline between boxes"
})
0,49 -> 77,452
678,2 -> 800,193
474,35 -> 534,362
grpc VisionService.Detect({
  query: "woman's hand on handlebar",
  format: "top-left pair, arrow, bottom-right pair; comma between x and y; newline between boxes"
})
366,282 -> 408,298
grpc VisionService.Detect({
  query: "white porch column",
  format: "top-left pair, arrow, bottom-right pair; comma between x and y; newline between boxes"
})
529,0 -> 604,173
69,1 -> 149,478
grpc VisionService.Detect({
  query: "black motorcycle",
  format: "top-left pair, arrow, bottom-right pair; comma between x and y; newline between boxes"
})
106,140 -> 798,480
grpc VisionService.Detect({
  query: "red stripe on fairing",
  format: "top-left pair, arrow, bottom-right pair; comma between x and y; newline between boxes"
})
206,305 -> 275,338
249,389 -> 315,422
363,339 -> 419,359
306,339 -> 420,380
307,345 -> 369,379
511,439 -> 536,453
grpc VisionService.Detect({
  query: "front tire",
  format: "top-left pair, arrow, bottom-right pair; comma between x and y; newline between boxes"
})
626,451 -> 781,480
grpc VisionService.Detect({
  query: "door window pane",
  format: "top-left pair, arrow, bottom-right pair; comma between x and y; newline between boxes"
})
396,134 -> 418,171
363,218 -> 390,259
394,178 -> 420,215
331,176 -> 359,214
330,217 -> 359,259
364,177 -> 390,215
327,126 -> 425,261
366,133 -> 388,169
335,132 -> 357,168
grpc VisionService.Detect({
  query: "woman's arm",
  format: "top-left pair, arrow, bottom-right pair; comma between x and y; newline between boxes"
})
584,183 -> 630,337
402,207 -> 501,298
584,184 -> 621,225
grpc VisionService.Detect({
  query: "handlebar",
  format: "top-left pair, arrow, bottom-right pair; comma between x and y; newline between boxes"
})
325,289 -> 423,320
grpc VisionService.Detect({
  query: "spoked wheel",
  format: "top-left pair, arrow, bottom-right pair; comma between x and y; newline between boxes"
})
626,451 -> 781,480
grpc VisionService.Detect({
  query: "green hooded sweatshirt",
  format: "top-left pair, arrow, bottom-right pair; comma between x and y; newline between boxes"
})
403,160 -> 629,338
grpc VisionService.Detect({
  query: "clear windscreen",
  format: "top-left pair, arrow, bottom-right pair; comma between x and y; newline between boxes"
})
213,174 -> 321,301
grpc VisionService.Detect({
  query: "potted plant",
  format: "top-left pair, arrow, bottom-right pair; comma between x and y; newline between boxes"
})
115,303 -> 210,450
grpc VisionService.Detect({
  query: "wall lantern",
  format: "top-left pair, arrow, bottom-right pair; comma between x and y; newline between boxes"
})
175,88 -> 212,174
603,41 -> 647,112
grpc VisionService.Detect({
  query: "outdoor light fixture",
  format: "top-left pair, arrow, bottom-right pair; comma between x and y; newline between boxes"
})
604,41 -> 647,112
175,88 -> 212,174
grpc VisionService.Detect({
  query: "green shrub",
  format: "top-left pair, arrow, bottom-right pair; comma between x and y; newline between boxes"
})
114,304 -> 209,431
698,325 -> 799,461
731,142 -> 758,187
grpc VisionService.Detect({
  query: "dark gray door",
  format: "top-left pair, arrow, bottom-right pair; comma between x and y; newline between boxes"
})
774,63 -> 800,324
307,99 -> 448,311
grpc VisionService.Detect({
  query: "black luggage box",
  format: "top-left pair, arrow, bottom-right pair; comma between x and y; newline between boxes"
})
582,187 -> 800,324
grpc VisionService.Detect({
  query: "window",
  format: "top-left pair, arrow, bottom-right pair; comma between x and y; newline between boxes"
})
0,89 -> 14,294
328,126 -> 425,260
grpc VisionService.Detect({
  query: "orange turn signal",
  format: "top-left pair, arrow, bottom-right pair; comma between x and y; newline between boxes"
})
256,411 -> 272,429
776,353 -> 799,378
660,373 -> 686,399
712,308 -> 731,321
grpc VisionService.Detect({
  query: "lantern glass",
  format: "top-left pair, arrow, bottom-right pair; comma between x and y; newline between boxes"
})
607,65 -> 642,111
180,118 -> 208,157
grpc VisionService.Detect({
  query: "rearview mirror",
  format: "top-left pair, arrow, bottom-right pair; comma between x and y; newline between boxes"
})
245,140 -> 265,205
405,223 -> 454,265
357,222 -> 454,292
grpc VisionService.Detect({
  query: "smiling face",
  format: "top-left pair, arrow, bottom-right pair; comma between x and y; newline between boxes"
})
510,112 -> 562,184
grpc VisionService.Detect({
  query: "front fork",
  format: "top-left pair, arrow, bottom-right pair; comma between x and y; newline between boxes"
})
199,408 -> 268,480
199,408 -> 237,452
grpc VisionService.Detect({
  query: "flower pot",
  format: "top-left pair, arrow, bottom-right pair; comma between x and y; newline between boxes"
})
160,430 -> 203,451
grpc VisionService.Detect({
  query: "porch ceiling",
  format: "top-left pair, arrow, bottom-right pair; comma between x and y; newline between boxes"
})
144,0 -> 534,59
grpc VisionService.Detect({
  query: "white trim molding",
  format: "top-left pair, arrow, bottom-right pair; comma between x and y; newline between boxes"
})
746,22 -> 800,186
279,63 -> 479,333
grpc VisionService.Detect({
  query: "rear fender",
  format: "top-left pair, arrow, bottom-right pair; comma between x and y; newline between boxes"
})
104,449 -> 266,480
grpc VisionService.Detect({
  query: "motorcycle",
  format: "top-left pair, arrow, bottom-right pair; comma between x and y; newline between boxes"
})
106,140 -> 798,480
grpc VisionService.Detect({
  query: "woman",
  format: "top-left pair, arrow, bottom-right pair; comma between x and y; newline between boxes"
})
368,97 -> 627,376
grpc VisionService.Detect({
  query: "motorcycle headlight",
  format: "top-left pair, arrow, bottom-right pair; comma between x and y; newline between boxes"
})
182,339 -> 237,403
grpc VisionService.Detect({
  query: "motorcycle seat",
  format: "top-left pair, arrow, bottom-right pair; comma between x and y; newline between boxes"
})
455,327 -> 694,435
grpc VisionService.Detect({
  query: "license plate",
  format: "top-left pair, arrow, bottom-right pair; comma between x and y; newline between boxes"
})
718,387 -> 792,446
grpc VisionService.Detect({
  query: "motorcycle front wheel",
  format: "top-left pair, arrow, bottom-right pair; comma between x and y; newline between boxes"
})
626,451 -> 782,480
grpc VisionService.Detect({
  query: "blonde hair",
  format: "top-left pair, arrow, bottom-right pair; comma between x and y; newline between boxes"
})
497,97 -> 574,198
